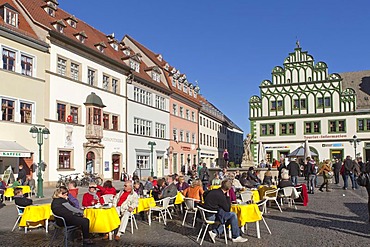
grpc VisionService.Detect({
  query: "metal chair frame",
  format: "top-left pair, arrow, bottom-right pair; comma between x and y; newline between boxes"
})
12,205 -> 26,232
50,213 -> 80,247
148,197 -> 171,225
263,188 -> 282,213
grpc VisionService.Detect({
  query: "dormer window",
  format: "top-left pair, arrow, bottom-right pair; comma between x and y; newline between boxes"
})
43,1 -> 58,17
152,72 -> 160,82
189,89 -> 193,96
129,59 -> 140,72
157,54 -> 162,61
183,84 -> 188,93
95,42 -> 107,53
74,31 -> 87,43
172,78 -> 176,87
123,49 -> 130,56
164,63 -> 169,70
3,5 -> 18,27
52,20 -> 66,33
65,16 -> 78,28
110,42 -> 118,51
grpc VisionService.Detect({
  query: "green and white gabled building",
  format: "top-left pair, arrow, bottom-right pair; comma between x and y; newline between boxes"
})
249,46 -> 370,164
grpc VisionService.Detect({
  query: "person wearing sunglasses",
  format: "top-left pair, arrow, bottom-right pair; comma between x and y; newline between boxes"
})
51,186 -> 93,245
82,182 -> 100,207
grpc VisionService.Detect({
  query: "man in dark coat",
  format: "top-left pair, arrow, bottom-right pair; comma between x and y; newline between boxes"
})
332,158 -> 342,184
287,158 -> 300,186
17,164 -> 27,185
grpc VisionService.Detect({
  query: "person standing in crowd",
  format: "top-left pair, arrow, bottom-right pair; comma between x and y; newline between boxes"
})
14,187 -> 33,207
358,157 -> 365,172
287,158 -> 300,186
223,149 -> 229,167
203,180 -> 248,243
112,180 -> 139,240
82,182 -> 100,207
343,155 -> 356,190
121,168 -> 128,182
51,186 -> 93,245
0,178 -> 6,206
317,160 -> 332,192
307,158 -> 317,194
363,161 -> 370,222
17,164 -> 27,185
332,158 -> 342,185
199,163 -> 210,191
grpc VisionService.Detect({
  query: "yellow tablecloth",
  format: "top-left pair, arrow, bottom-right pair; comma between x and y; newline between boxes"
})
251,190 -> 260,202
19,204 -> 52,227
230,204 -> 262,227
258,185 -> 277,199
133,197 -> 156,214
4,186 -> 31,198
175,192 -> 184,204
84,207 -> 120,233
209,185 -> 221,190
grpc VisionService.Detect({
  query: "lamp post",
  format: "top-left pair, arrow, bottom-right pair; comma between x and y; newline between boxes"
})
148,141 -> 156,177
196,147 -> 201,164
29,126 -> 50,198
349,135 -> 361,158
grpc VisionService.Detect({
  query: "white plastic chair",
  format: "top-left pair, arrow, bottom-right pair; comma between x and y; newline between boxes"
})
12,205 -> 25,231
166,195 -> 178,219
128,211 -> 138,234
263,188 -> 282,213
148,197 -> 171,225
182,198 -> 199,227
255,199 -> 272,238
240,191 -> 254,204
196,205 -> 228,245
102,194 -> 114,204
279,186 -> 299,209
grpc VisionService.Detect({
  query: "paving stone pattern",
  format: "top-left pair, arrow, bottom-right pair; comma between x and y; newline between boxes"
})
0,178 -> 369,246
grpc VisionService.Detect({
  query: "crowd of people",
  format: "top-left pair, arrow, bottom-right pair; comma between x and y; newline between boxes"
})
7,157 -> 370,245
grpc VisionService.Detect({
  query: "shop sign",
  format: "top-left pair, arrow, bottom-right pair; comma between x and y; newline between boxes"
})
322,143 -> 343,147
265,146 -> 290,149
181,146 -> 191,151
0,152 -> 31,157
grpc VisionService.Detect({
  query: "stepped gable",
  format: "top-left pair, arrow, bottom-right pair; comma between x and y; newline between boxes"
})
0,0 -> 40,40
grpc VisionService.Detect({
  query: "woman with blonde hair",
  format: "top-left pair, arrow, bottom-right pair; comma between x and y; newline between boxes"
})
182,178 -> 204,202
51,186 -> 93,245
317,159 -> 333,192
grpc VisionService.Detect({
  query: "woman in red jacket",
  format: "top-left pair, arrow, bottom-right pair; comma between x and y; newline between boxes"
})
97,180 -> 116,204
82,183 -> 100,207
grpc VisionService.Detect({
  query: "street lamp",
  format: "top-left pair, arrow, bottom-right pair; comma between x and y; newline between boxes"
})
29,126 -> 50,198
148,141 -> 156,177
349,135 -> 361,158
196,147 -> 201,164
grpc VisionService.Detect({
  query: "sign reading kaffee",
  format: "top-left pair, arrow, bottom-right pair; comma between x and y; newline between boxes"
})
0,152 -> 31,157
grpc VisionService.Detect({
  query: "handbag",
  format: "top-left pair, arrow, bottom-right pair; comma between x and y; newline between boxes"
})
325,171 -> 334,179
357,173 -> 369,187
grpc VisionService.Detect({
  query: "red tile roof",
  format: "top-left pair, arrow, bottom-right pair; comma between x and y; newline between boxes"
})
15,0 -> 170,92
0,0 -> 40,41
125,35 -> 201,107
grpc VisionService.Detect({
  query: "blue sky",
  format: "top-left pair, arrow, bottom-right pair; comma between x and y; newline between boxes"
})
60,0 -> 370,136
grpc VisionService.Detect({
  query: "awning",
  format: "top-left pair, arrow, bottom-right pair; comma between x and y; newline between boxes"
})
0,140 -> 32,158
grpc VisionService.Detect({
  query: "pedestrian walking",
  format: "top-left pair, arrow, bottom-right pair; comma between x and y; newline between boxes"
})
317,160 -> 332,192
332,158 -> 342,184
287,158 -> 300,186
307,158 -> 316,194
343,155 -> 357,190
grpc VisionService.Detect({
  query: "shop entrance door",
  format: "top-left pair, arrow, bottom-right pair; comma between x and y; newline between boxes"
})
112,154 -> 120,180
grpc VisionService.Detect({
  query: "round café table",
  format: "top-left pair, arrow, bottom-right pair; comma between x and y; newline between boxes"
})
133,197 -> 156,214
4,186 -> 31,201
19,203 -> 52,233
84,207 -> 120,235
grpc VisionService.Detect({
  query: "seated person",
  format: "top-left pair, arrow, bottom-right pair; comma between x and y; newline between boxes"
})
182,179 -> 204,202
176,176 -> 189,192
82,183 -> 100,207
152,178 -> 166,201
247,167 -> 261,187
239,172 -> 254,188
97,180 -> 116,204
278,173 -> 294,188
66,181 -> 80,209
144,176 -> 154,191
51,186 -> 93,245
204,180 -> 248,243
68,181 -> 79,198
14,187 -> 33,207
161,175 -> 178,199
133,180 -> 144,197
24,175 -> 36,193
262,169 -> 273,186
11,178 -> 22,188
112,181 -> 139,240
0,178 -> 6,205
211,173 -> 221,186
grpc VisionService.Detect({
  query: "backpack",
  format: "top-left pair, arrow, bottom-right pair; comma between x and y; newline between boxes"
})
357,173 -> 369,187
